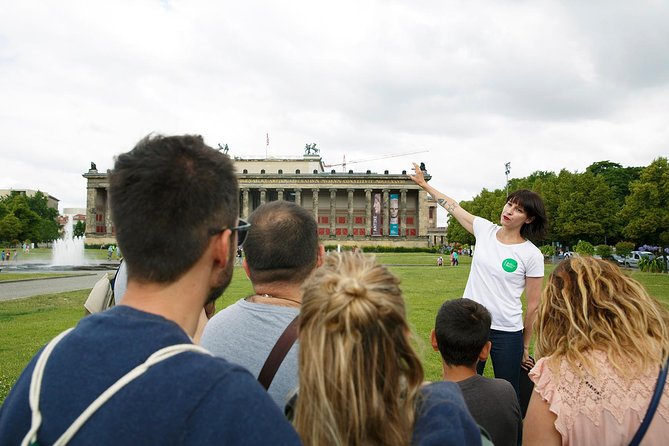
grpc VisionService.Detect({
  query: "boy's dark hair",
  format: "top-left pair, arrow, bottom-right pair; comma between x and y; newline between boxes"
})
244,200 -> 319,284
507,189 -> 547,241
434,298 -> 492,367
110,134 -> 238,283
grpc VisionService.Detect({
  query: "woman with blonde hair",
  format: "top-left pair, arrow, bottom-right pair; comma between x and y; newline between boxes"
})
524,257 -> 669,445
292,252 -> 481,446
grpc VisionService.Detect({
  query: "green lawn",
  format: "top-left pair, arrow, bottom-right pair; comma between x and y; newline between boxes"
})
1,253 -> 668,404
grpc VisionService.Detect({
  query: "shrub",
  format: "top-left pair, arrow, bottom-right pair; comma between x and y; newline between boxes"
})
595,244 -> 613,257
539,245 -> 555,257
615,241 -> 635,257
639,257 -> 664,273
574,240 -> 595,256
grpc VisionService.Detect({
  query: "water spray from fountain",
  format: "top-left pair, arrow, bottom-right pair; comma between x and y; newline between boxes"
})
51,215 -> 87,266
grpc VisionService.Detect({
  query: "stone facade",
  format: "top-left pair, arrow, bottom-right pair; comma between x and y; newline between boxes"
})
83,154 -> 437,248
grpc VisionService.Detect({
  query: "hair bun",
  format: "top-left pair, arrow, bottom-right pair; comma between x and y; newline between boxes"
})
340,278 -> 366,299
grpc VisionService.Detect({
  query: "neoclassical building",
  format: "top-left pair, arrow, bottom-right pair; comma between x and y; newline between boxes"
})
83,152 -> 439,248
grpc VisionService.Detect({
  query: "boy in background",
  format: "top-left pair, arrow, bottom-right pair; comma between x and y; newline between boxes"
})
432,298 -> 521,446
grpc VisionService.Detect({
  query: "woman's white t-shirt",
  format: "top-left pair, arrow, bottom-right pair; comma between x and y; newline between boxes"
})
463,217 -> 544,331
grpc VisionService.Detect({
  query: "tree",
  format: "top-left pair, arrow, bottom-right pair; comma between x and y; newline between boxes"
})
0,191 -> 59,243
620,157 -> 669,271
586,161 -> 643,206
74,220 -> 86,238
0,214 -> 22,242
550,170 -> 619,246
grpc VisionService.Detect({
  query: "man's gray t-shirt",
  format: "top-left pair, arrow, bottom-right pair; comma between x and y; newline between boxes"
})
457,374 -> 522,446
200,299 -> 299,409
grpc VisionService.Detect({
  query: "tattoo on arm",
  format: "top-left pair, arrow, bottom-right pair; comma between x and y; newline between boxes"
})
437,198 -> 458,213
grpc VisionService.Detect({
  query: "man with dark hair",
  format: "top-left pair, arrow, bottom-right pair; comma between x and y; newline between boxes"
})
432,298 -> 521,446
201,200 -> 324,408
0,135 -> 300,445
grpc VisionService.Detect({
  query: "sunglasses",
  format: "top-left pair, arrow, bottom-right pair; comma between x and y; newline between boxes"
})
208,218 -> 251,246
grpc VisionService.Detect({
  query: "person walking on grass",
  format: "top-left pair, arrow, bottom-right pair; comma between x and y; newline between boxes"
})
410,162 -> 547,400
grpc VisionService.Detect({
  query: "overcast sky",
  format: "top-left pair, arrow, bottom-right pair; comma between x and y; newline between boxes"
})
1,1 -> 668,225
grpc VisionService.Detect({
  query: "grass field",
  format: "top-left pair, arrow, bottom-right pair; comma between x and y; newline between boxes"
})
1,252 -> 668,404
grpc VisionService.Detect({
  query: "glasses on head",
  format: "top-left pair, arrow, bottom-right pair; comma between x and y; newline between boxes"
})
208,218 -> 251,246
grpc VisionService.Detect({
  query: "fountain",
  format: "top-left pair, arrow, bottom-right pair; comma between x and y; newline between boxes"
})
51,215 -> 87,266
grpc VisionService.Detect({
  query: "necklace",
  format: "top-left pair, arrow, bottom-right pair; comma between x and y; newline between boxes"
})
248,293 -> 301,307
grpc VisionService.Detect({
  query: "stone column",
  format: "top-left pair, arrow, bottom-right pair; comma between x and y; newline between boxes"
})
241,188 -> 249,219
294,188 -> 302,207
312,188 -> 319,221
105,189 -> 113,235
277,188 -> 284,201
329,188 -> 337,237
347,189 -> 354,237
365,189 -> 372,237
85,186 -> 96,238
382,189 -> 389,236
260,188 -> 267,205
400,189 -> 407,237
418,189 -> 428,238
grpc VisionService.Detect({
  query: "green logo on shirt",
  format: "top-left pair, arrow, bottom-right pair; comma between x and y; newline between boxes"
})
502,258 -> 518,272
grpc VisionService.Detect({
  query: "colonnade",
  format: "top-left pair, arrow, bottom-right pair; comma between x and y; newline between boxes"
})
239,186 -> 414,238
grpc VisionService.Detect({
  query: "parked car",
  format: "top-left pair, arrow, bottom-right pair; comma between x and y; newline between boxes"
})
610,254 -> 625,266
623,251 -> 653,268
596,254 -> 625,266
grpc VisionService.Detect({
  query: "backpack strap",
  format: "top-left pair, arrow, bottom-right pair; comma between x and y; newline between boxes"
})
22,328 -> 212,446
629,358 -> 669,446
257,315 -> 300,390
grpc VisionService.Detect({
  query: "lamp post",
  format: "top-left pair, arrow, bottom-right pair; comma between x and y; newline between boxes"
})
505,162 -> 511,198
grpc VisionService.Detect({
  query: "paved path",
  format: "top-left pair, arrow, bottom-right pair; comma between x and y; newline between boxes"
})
0,273 -> 110,302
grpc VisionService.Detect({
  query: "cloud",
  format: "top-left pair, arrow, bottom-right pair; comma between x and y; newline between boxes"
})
0,0 -> 667,221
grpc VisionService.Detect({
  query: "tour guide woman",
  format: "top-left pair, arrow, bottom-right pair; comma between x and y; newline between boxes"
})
410,163 -> 547,398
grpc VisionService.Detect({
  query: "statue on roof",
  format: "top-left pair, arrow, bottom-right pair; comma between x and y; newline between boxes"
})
90,162 -> 97,171
304,143 -> 319,156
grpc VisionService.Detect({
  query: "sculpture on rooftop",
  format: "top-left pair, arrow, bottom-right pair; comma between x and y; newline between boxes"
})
304,143 -> 319,156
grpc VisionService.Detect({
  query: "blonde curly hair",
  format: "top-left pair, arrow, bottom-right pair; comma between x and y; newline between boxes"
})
535,256 -> 669,378
293,252 -> 424,446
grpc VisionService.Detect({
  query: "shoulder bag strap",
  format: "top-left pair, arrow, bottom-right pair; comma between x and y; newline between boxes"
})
257,315 -> 300,390
629,358 -> 669,446
22,329 -> 211,446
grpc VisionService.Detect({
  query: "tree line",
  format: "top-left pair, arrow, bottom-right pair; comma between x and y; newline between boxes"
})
445,157 -> 669,256
0,191 -> 60,245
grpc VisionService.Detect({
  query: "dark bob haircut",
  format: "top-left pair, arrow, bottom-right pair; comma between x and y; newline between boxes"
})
507,189 -> 547,241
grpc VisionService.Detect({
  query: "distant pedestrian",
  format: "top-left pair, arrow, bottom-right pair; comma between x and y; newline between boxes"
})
1,251 -> 5,262
451,251 -> 459,266
437,256 -> 444,266
13,250 -> 18,261
107,245 -> 113,260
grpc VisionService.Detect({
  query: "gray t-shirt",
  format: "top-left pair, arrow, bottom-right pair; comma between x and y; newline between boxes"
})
457,374 -> 522,446
200,299 -> 299,409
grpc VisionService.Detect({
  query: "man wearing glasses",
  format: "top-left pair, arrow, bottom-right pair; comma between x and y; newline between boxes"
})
202,200 -> 324,409
0,135 -> 301,445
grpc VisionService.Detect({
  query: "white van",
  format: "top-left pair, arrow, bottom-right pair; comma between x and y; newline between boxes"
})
623,251 -> 653,268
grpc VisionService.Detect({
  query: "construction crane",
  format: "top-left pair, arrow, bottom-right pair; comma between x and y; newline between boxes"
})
323,150 -> 429,172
